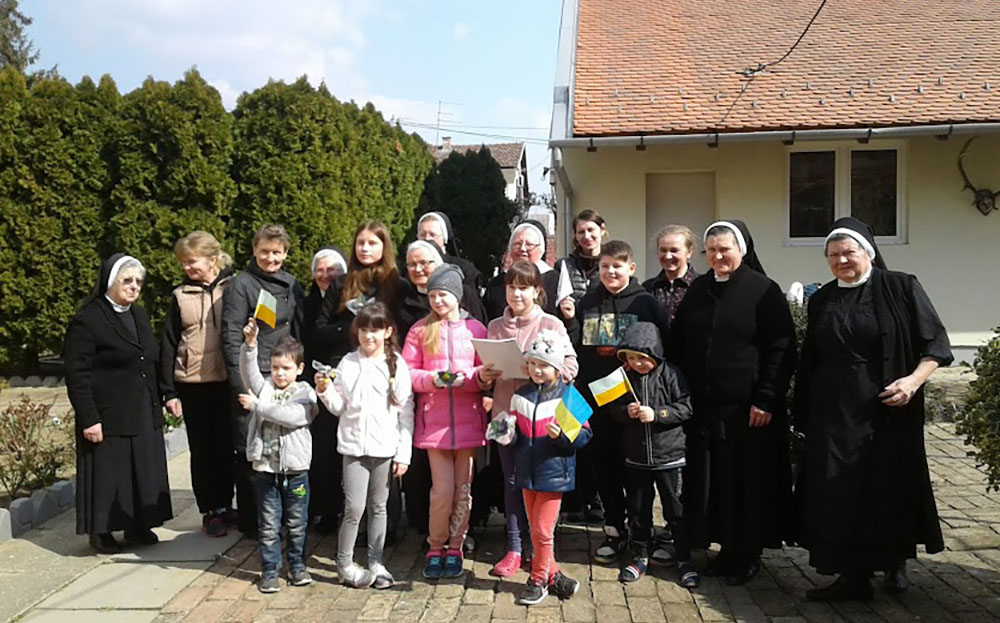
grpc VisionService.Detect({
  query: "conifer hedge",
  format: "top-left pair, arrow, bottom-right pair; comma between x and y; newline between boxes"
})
0,70 -> 434,373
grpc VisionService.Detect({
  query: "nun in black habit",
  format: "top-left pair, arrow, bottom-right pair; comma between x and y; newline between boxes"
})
64,254 -> 173,554
795,217 -> 952,601
667,220 -> 796,586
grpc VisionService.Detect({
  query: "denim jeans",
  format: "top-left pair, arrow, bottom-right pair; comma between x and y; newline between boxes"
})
256,470 -> 309,577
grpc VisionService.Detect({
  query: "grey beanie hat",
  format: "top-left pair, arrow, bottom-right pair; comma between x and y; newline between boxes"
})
426,263 -> 465,301
523,329 -> 567,372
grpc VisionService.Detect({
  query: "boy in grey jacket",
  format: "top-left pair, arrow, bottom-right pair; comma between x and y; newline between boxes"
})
239,319 -> 318,593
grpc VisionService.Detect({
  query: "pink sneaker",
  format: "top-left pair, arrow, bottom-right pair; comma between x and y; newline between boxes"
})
491,551 -> 522,577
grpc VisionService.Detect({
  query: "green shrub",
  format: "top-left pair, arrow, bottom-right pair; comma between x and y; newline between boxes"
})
955,327 -> 1000,491
0,390 -> 74,500
104,70 -> 235,328
230,78 -> 431,282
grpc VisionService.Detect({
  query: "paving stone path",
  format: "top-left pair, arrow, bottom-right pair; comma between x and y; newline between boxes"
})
10,422 -> 1000,622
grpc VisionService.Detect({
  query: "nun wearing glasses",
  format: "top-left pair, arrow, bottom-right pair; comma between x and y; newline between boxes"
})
64,254 -> 173,554
667,220 -> 796,586
795,217 -> 952,601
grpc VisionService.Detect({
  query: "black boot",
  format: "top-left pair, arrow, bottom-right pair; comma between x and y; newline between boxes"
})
124,527 -> 159,546
89,533 -> 123,554
883,561 -> 909,594
806,574 -> 873,602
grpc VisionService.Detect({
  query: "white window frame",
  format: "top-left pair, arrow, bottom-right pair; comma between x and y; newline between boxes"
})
783,140 -> 907,246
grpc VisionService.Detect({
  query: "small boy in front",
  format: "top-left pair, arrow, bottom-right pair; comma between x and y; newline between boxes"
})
565,240 -> 669,565
612,322 -> 698,588
238,320 -> 318,593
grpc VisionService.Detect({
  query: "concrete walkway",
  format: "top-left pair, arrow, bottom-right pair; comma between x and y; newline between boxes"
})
5,422 -> 1000,622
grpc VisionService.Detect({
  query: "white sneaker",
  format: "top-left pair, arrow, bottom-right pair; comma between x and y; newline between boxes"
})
369,562 -> 394,589
338,562 -> 376,588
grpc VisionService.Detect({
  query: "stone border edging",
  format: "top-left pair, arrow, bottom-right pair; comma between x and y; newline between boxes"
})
0,425 -> 189,542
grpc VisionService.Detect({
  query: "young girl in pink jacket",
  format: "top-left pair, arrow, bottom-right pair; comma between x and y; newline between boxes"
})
401,263 -> 487,580
477,261 -> 578,577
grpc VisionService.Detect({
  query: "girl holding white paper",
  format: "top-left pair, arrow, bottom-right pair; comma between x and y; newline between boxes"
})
476,261 -> 578,578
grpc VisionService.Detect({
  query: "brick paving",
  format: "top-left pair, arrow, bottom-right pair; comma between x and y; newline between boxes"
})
144,423 -> 1000,623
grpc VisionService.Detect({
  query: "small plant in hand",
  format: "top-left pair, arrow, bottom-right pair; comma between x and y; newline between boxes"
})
0,389 -> 74,500
956,327 -> 1000,492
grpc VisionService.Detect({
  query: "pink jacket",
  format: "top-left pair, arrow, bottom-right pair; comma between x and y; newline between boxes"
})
402,314 -> 488,450
484,306 -> 578,424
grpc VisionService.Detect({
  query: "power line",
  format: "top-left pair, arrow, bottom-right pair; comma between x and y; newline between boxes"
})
399,119 -> 549,131
402,121 -> 549,145
717,0 -> 829,127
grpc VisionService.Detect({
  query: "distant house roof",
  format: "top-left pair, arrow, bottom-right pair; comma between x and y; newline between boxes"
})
429,141 -> 525,169
572,0 -> 1000,137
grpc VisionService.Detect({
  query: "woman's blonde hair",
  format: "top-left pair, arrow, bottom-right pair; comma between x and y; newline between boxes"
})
174,231 -> 232,268
653,224 -> 697,254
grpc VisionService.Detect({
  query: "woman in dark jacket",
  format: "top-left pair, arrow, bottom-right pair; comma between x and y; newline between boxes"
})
65,254 -> 173,554
795,218 -> 953,601
291,246 -> 347,534
668,220 -> 796,586
553,210 -> 607,312
160,232 -> 234,538
642,224 -> 699,327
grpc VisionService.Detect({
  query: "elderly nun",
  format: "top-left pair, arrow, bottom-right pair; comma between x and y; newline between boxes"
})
64,254 -> 173,554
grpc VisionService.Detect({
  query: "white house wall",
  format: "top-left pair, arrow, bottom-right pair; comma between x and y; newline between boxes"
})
557,134 -> 1000,357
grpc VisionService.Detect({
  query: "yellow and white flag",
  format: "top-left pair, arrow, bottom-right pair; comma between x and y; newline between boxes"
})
587,366 -> 635,406
254,290 -> 278,328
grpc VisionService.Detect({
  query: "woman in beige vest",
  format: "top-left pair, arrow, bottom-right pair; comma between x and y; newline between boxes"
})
160,231 -> 235,537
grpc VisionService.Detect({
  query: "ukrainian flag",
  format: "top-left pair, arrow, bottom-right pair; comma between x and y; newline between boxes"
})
254,290 -> 278,329
555,385 -> 594,442
587,367 -> 634,406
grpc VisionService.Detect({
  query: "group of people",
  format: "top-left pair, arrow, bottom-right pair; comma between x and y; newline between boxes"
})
63,208 -> 952,606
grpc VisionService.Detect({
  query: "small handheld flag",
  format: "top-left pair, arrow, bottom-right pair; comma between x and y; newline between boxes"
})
555,385 -> 594,442
556,261 -> 574,304
587,366 -> 636,406
254,290 -> 278,328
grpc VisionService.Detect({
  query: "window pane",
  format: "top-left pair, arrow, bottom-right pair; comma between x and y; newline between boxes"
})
789,151 -> 835,238
852,150 -> 896,236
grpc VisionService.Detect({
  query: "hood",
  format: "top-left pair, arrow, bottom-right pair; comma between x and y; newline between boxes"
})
602,277 -> 646,300
616,322 -> 664,363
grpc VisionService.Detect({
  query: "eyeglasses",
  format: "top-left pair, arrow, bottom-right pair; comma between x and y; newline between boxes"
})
406,260 -> 437,271
119,277 -> 143,287
513,241 -> 540,252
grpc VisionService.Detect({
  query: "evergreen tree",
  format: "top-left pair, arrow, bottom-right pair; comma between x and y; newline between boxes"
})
0,0 -> 37,73
104,69 -> 236,326
0,70 -> 112,368
230,78 -> 430,280
417,147 -> 520,280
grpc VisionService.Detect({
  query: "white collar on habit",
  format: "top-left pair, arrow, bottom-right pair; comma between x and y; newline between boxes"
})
105,294 -> 131,313
838,264 -> 873,288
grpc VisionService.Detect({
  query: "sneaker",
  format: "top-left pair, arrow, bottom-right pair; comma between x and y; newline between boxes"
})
423,549 -> 444,579
370,562 -> 394,590
259,575 -> 280,593
619,556 -> 647,583
203,512 -> 228,538
289,569 -> 313,586
593,525 -> 624,564
490,551 -> 522,577
650,546 -> 675,566
549,571 -> 580,600
516,579 -> 548,606
678,562 -> 701,589
442,548 -> 464,578
339,562 -> 376,588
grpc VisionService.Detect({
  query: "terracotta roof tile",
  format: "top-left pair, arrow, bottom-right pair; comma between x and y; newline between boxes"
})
429,142 -> 524,168
572,0 -> 1000,136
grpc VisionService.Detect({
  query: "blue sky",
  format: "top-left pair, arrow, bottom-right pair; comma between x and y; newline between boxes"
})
27,0 -> 561,193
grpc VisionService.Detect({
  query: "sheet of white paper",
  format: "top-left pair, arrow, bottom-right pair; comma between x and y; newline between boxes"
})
472,338 -> 526,379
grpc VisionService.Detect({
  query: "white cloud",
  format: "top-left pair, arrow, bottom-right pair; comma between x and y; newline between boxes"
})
453,22 -> 470,39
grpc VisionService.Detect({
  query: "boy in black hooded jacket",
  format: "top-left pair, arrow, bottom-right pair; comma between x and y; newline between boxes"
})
612,322 -> 698,588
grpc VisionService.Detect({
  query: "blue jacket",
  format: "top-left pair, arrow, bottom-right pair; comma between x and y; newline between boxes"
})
510,379 -> 592,493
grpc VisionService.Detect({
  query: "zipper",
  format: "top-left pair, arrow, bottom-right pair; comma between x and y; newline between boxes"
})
530,384 -> 542,487
446,321 -> 456,449
643,375 -> 653,465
